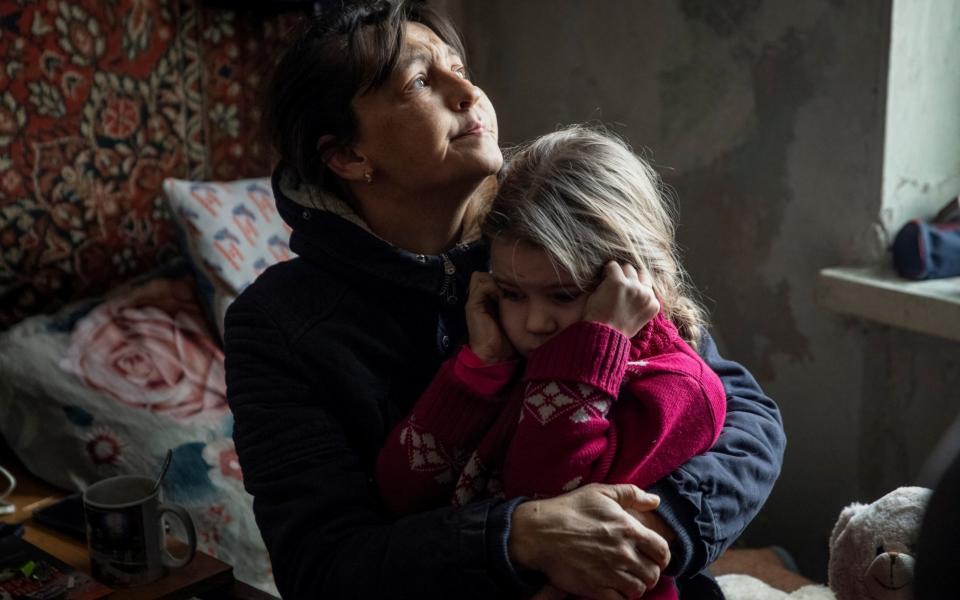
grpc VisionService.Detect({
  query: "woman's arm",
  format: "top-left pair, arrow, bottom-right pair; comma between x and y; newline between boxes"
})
648,331 -> 786,578
376,347 -> 516,515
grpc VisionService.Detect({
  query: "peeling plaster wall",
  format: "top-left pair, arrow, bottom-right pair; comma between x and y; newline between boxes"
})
881,0 -> 960,236
450,0 -> 958,580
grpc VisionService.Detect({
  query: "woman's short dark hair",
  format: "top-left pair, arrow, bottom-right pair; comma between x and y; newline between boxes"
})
265,0 -> 465,194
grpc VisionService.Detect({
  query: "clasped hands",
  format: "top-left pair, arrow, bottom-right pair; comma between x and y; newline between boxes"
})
510,483 -> 672,600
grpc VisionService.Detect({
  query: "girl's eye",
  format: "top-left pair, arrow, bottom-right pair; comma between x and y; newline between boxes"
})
500,289 -> 522,302
410,76 -> 427,90
551,291 -> 582,304
453,66 -> 468,79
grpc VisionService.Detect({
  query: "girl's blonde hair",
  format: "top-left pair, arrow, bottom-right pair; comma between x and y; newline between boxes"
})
482,125 -> 708,349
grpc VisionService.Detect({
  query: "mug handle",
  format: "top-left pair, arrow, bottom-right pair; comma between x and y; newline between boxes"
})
157,503 -> 197,568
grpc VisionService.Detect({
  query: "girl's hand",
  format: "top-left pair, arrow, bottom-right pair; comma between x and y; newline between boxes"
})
582,261 -> 660,339
465,272 -> 515,364
510,483 -> 670,600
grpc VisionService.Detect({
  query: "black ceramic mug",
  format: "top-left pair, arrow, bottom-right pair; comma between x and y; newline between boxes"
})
82,475 -> 196,587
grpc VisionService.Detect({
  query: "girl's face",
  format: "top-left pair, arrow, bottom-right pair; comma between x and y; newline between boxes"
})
490,239 -> 589,357
349,22 -> 502,194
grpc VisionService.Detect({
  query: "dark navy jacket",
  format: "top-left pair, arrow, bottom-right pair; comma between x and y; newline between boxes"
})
223,165 -> 785,599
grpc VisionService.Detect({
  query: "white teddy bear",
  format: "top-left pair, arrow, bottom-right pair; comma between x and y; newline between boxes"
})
717,486 -> 931,600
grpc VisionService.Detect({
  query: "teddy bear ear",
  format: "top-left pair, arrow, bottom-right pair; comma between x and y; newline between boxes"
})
829,502 -> 864,548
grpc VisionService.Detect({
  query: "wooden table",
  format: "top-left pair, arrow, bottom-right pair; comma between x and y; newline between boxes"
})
0,443 -> 277,600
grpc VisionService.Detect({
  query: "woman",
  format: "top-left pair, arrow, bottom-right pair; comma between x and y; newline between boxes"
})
224,1 -> 785,598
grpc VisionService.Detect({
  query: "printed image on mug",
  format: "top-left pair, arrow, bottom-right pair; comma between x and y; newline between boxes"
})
86,508 -> 147,581
83,475 -> 196,587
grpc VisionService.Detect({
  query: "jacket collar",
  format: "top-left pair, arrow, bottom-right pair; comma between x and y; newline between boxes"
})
272,162 -> 489,296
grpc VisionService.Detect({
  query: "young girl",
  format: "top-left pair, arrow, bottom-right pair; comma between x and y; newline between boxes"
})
376,126 -> 726,599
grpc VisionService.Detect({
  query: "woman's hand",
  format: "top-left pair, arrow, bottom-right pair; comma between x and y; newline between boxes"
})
465,272 -> 515,364
509,483 -> 671,600
582,261 -> 660,339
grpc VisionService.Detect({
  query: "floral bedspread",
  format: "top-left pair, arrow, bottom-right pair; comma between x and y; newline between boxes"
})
0,264 -> 275,593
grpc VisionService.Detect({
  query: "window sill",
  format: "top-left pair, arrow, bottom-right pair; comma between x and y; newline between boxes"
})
816,266 -> 960,341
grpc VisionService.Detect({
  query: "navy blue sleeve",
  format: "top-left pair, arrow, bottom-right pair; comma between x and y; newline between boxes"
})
224,293 -> 532,599
648,331 -> 786,577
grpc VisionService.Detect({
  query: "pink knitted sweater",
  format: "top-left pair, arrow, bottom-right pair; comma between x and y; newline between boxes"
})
376,314 -> 726,599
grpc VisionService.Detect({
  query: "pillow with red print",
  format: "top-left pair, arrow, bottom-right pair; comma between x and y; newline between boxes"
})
162,178 -> 293,338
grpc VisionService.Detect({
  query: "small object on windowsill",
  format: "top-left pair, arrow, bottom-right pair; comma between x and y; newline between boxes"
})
892,195 -> 960,281
892,220 -> 960,280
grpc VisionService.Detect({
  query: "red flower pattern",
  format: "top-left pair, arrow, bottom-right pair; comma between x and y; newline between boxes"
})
100,96 -> 141,140
85,428 -> 125,466
203,438 -> 245,484
0,1 -> 298,327
217,447 -> 243,482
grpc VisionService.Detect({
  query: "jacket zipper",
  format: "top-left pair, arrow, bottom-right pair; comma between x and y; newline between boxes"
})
439,253 -> 458,305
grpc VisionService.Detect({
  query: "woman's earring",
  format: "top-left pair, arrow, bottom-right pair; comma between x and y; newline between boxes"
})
364,171 -> 373,184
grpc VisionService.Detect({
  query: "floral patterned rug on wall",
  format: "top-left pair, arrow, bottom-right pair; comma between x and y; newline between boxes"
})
0,0 -> 300,328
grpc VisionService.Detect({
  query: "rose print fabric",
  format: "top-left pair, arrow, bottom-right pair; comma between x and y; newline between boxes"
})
162,178 -> 292,337
59,277 -> 227,420
0,263 -> 274,594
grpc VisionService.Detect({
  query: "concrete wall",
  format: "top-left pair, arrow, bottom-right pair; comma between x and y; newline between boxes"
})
450,0 -> 959,580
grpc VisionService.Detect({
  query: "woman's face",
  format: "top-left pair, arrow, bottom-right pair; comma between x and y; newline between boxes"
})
490,239 -> 589,357
350,22 -> 502,193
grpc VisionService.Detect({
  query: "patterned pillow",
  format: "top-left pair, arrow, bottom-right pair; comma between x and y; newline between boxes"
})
162,178 -> 292,337
0,262 -> 275,594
